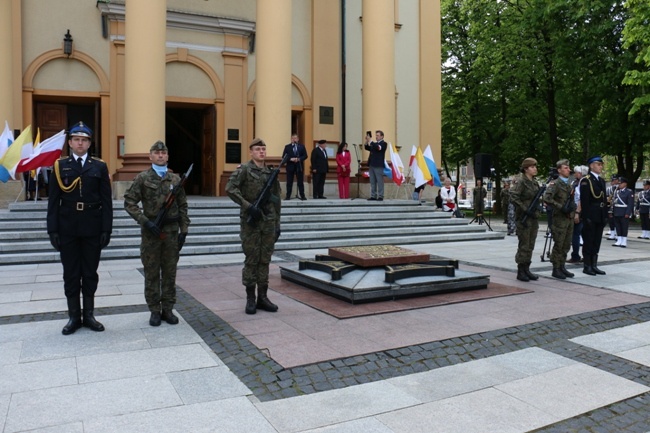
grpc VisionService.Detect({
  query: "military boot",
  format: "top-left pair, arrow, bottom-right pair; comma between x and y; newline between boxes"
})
149,311 -> 162,326
245,285 -> 257,315
524,262 -> 539,281
592,255 -> 606,275
161,310 -> 179,325
560,264 -> 575,278
583,255 -> 596,275
82,296 -> 105,332
256,285 -> 279,312
62,297 -> 83,335
552,267 -> 566,279
516,264 -> 530,282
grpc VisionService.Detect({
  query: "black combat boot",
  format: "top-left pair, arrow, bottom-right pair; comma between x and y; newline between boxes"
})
592,255 -> 606,275
149,311 -> 162,326
583,255 -> 596,275
516,264 -> 530,282
524,262 -> 539,280
245,285 -> 257,315
161,310 -> 179,325
82,296 -> 105,332
256,285 -> 279,312
552,267 -> 566,279
560,264 -> 575,278
62,297 -> 83,335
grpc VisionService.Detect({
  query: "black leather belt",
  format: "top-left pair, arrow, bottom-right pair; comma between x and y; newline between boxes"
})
61,200 -> 102,211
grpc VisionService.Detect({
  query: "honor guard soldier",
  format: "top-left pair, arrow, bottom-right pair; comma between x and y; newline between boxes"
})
579,156 -> 608,275
605,174 -> 619,240
543,159 -> 576,279
510,157 -> 540,282
47,122 -> 113,335
611,177 -> 634,248
226,138 -> 282,315
637,180 -> 650,239
124,141 -> 190,327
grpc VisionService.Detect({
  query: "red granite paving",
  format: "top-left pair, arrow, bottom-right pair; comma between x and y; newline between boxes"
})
176,263 -> 650,368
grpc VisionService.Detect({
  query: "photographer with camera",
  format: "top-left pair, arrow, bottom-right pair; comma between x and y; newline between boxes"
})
510,157 -> 540,282
543,159 -> 576,279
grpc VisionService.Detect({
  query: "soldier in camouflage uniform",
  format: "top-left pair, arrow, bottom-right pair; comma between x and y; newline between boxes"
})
226,138 -> 282,315
501,182 -> 510,224
124,141 -> 190,326
509,158 -> 540,282
543,159 -> 576,279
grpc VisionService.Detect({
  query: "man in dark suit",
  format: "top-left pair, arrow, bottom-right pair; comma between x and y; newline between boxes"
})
47,122 -> 113,335
579,155 -> 608,276
311,139 -> 329,199
282,134 -> 308,200
364,130 -> 388,201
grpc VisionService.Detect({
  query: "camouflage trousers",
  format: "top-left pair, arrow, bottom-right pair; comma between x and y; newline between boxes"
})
240,220 -> 276,287
507,204 -> 516,235
550,213 -> 572,267
140,229 -> 179,312
515,218 -> 539,264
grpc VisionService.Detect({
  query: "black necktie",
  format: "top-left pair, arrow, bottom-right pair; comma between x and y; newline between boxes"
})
293,145 -> 297,156
77,157 -> 83,170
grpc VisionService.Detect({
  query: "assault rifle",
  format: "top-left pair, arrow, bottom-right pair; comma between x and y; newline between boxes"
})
246,154 -> 290,225
153,163 -> 193,239
520,173 -> 555,228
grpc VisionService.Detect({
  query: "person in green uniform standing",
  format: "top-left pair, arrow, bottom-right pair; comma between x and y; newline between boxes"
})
509,158 -> 540,282
124,141 -> 190,327
543,159 -> 576,279
226,138 -> 282,315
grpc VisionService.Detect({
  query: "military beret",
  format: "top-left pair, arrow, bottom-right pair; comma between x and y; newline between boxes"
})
249,138 -> 266,149
69,121 -> 92,138
521,157 -> 537,169
150,140 -> 168,152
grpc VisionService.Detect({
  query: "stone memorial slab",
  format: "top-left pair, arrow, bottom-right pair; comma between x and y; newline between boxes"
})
328,245 -> 430,267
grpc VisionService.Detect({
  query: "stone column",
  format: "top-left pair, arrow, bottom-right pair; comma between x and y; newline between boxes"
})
420,0 -> 441,162
362,0 -> 395,144
255,0 -> 292,156
114,0 -> 167,182
0,0 -> 17,127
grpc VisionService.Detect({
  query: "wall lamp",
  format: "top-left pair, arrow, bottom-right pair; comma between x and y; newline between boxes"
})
63,30 -> 73,57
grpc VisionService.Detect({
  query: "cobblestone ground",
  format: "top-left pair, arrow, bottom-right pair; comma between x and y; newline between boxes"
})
5,261 -> 650,432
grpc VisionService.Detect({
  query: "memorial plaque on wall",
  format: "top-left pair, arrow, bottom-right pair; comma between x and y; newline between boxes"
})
319,106 -> 334,125
227,129 -> 239,141
226,142 -> 241,164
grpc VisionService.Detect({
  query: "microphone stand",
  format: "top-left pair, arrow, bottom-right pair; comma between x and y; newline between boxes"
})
351,143 -> 364,200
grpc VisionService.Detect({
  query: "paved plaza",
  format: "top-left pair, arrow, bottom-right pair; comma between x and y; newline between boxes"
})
3,219 -> 650,432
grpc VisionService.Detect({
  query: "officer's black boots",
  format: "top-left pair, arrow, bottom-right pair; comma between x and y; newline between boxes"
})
516,264 -> 530,282
560,265 -> 575,278
62,297 -> 83,335
149,311 -> 162,326
161,310 -> 179,325
592,255 -> 606,275
82,296 -> 105,332
552,268 -> 566,279
583,255 -> 597,275
256,285 -> 279,312
245,285 -> 257,315
524,263 -> 539,281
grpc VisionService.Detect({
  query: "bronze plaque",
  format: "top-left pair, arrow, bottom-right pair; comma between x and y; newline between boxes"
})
328,245 -> 430,267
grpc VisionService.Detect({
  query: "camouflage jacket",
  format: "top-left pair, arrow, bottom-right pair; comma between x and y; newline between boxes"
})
510,174 -> 540,219
123,168 -> 190,233
543,177 -> 574,217
226,160 -> 281,224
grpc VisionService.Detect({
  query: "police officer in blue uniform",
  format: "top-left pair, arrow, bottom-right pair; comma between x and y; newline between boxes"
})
47,122 -> 113,335
579,155 -> 608,276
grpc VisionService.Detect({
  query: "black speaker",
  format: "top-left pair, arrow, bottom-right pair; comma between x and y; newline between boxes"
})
474,153 -> 492,178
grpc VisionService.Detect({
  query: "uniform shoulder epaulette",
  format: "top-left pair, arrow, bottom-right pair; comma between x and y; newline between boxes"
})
91,156 -> 105,163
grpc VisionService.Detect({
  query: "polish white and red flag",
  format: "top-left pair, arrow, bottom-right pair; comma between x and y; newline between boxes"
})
15,129 -> 66,173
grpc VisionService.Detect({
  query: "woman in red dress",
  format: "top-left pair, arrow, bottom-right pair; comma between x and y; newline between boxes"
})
336,142 -> 351,199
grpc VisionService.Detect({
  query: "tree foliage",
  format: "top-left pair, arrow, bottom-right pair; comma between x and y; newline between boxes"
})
441,0 -> 650,191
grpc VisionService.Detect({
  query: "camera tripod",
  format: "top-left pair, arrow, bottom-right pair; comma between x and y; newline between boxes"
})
469,212 -> 492,231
